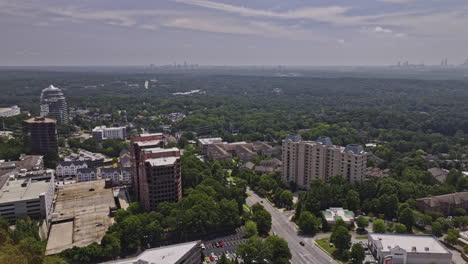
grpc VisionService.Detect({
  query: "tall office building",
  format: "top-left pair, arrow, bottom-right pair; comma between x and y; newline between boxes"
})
282,135 -> 367,189
23,117 -> 58,155
40,85 -> 69,124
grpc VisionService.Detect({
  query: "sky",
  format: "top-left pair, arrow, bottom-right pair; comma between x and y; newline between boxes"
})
1,0 -> 467,66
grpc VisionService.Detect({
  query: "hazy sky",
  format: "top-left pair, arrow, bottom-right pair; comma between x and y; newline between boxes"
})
1,0 -> 467,66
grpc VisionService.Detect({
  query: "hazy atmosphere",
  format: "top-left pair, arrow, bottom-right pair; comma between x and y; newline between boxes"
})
1,0 -> 468,66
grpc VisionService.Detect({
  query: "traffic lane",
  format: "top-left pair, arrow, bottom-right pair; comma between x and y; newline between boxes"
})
246,189 -> 338,264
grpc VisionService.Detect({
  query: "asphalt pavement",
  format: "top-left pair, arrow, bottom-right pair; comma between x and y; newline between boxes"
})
246,189 -> 338,264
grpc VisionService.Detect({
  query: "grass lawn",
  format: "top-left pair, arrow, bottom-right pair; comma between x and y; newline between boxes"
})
243,204 -> 251,212
355,235 -> 368,240
316,237 -> 336,256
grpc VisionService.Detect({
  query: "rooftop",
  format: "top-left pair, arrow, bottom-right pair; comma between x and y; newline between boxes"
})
322,207 -> 354,223
198,137 -> 223,145
0,177 -> 52,203
46,180 -> 117,255
369,233 -> 450,254
417,192 -> 468,207
139,133 -> 163,137
142,147 -> 180,154
146,156 -> 179,166
135,140 -> 162,147
24,116 -> 57,124
101,241 -> 201,264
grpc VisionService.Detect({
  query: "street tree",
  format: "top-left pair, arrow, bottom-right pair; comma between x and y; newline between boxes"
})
373,219 -> 386,233
297,211 -> 321,235
350,243 -> 365,264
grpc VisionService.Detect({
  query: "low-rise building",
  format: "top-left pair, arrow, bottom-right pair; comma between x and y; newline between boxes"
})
0,154 -> 43,176
0,105 -> 21,117
99,168 -> 121,184
76,168 -> 97,182
255,158 -> 282,174
198,137 -> 223,154
416,192 -> 468,215
56,161 -> 88,178
205,140 -> 275,161
92,126 -> 126,141
368,233 -> 452,264
0,169 -> 55,223
322,207 -> 354,226
101,241 -> 202,264
427,168 -> 449,184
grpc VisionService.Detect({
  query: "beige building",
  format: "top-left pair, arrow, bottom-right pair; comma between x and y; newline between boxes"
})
282,135 -> 367,189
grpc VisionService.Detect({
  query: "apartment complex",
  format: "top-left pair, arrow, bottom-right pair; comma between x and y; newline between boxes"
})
99,167 -> 121,184
368,233 -> 452,264
416,192 -> 468,215
56,161 -> 88,178
199,137 -> 275,161
282,135 -> 367,189
0,105 -> 21,117
40,85 -> 69,124
76,168 -> 97,182
0,169 -> 55,223
23,117 -> 58,155
92,126 -> 126,140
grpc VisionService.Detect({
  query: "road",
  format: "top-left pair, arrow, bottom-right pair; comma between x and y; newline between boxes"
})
246,189 -> 338,264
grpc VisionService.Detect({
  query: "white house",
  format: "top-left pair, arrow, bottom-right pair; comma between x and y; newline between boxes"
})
121,167 -> 132,185
76,168 -> 97,182
56,161 -> 88,178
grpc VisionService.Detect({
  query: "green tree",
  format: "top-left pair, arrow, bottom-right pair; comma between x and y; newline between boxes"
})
350,243 -> 365,264
253,209 -> 272,235
100,232 -> 121,258
279,190 -> 293,209
245,221 -> 258,238
398,208 -> 414,233
431,222 -> 443,237
444,229 -> 459,245
331,226 -> 351,251
297,211 -> 320,235
346,190 -> 360,211
394,223 -> 407,233
356,216 -> 369,231
373,219 -> 386,233
265,235 -> 292,264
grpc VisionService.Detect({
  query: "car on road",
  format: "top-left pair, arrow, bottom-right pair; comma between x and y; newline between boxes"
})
300,241 -> 305,246
219,241 -> 224,247
261,201 -> 264,203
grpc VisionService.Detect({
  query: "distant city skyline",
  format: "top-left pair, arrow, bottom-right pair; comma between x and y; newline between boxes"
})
1,0 -> 467,66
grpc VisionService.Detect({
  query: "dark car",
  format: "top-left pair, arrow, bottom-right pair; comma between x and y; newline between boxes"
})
300,241 -> 305,246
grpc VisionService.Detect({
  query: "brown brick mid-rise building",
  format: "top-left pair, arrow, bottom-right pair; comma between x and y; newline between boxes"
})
130,133 -> 164,200
23,117 -> 58,155
130,134 -> 181,210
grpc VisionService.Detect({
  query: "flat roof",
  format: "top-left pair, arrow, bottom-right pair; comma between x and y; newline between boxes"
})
140,133 -> 163,137
369,233 -> 450,254
0,178 -> 51,203
135,140 -> 161,147
102,241 -> 200,264
142,147 -> 179,154
146,156 -> 179,166
46,180 -> 116,255
24,117 -> 56,124
198,138 -> 223,144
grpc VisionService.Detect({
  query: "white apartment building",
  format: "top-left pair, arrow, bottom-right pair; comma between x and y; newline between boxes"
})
56,161 -> 88,178
92,126 -> 126,140
99,168 -> 120,184
368,233 -> 452,264
282,135 -> 367,189
0,170 -> 55,223
121,167 -> 132,185
76,168 -> 97,182
0,105 -> 21,117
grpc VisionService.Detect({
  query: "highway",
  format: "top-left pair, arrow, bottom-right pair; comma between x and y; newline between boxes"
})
246,189 -> 338,264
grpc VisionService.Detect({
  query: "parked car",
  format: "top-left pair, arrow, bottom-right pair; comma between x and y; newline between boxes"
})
201,243 -> 206,250
205,257 -> 211,262
209,256 -> 215,261
219,241 -> 224,247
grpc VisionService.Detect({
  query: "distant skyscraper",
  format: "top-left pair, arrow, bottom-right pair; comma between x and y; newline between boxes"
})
40,85 -> 68,124
23,117 -> 58,155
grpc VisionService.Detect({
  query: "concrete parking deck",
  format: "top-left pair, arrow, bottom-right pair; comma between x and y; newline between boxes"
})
46,180 -> 117,255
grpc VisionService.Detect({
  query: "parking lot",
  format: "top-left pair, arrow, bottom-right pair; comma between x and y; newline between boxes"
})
202,226 -> 247,263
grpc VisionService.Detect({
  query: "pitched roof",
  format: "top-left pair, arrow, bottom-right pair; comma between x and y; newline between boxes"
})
417,192 -> 468,207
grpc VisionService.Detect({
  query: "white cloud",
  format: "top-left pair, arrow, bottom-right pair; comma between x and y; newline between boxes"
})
374,26 -> 393,33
